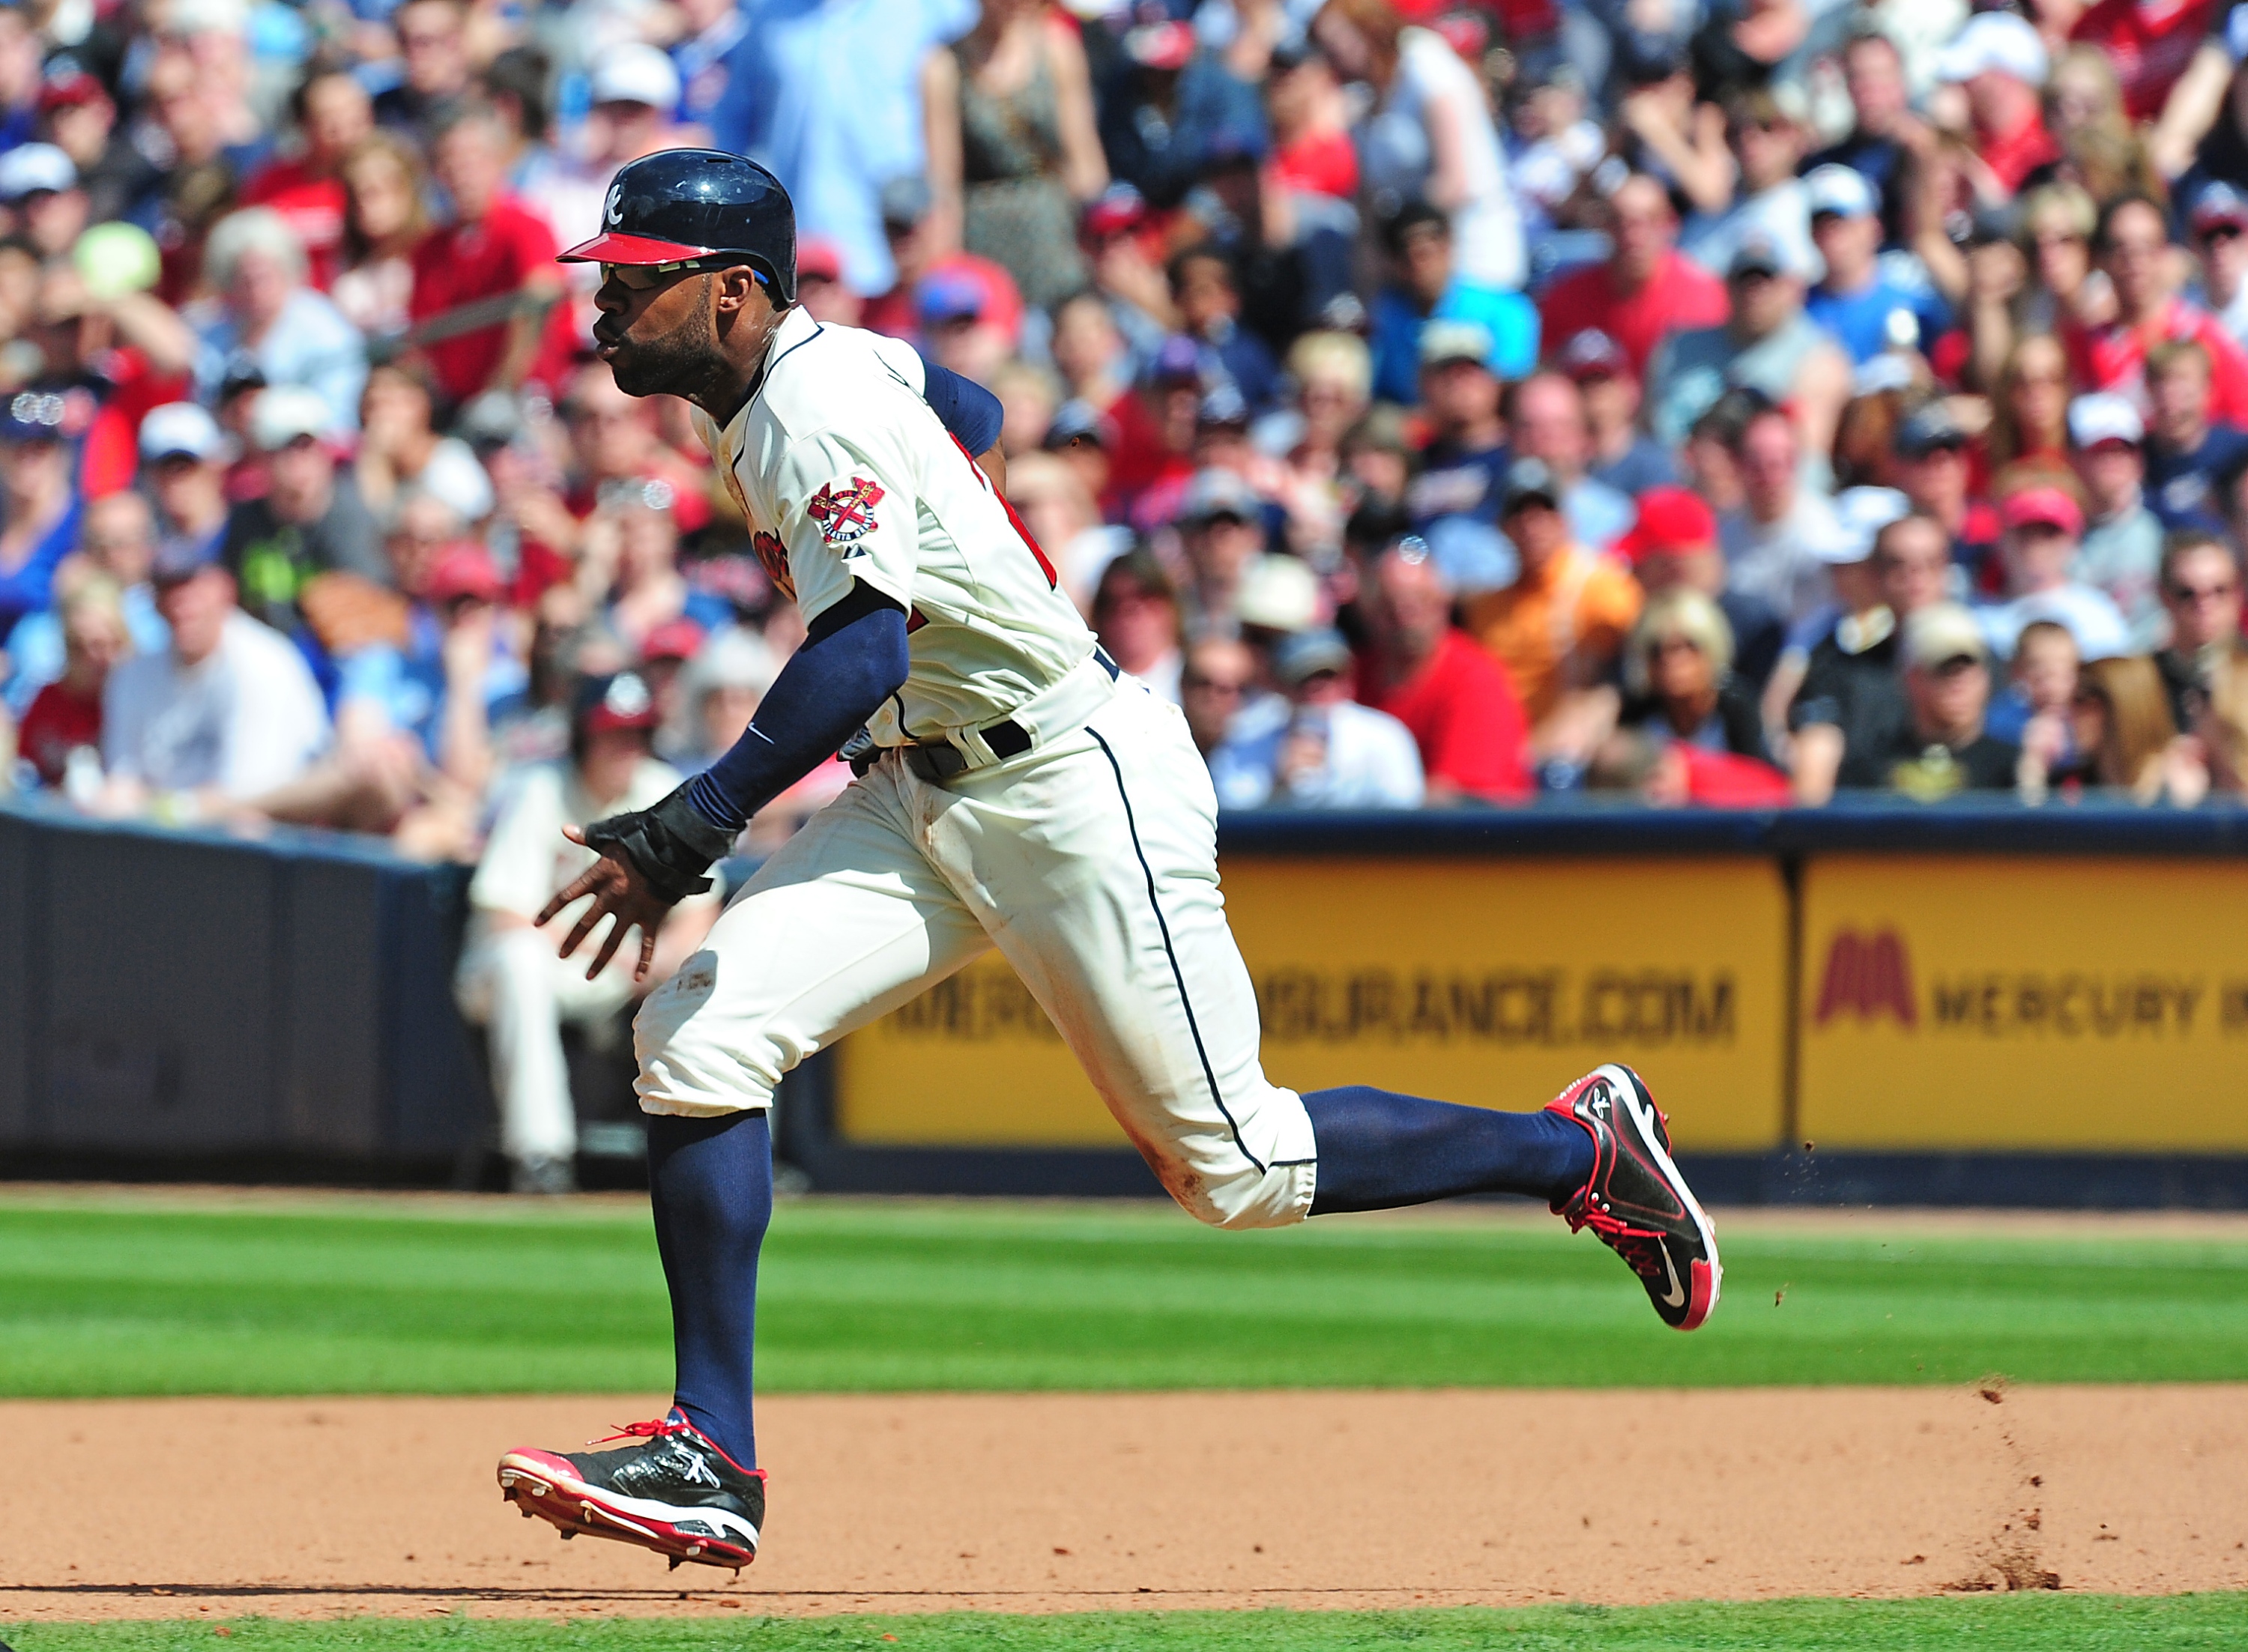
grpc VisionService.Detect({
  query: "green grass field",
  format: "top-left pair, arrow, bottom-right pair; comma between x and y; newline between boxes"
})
1,1195 -> 2246,1397
5,1193 -> 2246,1651
10,1596 -> 2248,1652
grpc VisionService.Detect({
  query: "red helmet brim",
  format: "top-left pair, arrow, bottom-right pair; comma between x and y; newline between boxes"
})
557,230 -> 716,264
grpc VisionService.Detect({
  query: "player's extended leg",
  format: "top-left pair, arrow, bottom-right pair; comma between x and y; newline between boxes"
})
499,768 -> 996,1567
929,685 -> 1718,1326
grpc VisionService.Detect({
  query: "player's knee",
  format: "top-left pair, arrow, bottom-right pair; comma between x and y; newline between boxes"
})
632,953 -> 784,1115
1160,1158 -> 1313,1230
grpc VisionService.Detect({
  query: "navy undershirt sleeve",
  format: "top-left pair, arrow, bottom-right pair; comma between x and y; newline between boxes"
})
920,361 -> 1004,455
684,587 -> 910,832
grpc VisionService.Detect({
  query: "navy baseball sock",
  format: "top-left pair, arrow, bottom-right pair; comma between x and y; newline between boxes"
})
646,1110 -> 771,1469
1302,1086 -> 1595,1214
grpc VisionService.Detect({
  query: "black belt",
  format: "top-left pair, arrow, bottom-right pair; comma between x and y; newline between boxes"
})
899,646 -> 1120,783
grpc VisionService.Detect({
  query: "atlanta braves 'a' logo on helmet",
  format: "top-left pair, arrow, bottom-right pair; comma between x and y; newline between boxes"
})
806,478 -> 885,548
605,182 -> 625,226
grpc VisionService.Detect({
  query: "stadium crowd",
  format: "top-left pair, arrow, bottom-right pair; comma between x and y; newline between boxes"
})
9,0 -> 2248,850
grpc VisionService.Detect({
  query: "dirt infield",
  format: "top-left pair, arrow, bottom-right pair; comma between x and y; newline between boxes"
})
4,1386 -> 2245,1621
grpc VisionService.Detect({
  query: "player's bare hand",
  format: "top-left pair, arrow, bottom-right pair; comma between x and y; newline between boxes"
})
537,825 -> 670,981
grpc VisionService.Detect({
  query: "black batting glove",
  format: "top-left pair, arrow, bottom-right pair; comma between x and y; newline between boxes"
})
580,784 -> 740,903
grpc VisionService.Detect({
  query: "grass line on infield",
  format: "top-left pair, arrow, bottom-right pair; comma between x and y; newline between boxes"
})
8,1595 -> 2248,1651
3,1196 -> 2248,1395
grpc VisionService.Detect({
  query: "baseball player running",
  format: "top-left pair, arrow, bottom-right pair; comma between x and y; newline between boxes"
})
496,151 -> 1720,1573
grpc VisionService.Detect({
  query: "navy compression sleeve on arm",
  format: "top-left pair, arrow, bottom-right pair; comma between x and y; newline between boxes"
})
684,584 -> 910,832
920,361 -> 1004,455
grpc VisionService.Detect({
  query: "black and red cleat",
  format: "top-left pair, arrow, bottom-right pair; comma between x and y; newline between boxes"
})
1546,1064 -> 1722,1331
498,1412 -> 763,1571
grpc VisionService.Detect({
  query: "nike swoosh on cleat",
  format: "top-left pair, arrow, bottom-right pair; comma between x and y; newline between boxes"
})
1656,1244 -> 1686,1308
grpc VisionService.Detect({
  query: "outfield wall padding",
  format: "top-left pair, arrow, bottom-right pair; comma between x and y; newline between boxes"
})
6,796 -> 2248,1202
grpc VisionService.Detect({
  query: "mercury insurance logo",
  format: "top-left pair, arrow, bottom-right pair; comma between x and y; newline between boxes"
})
1813,928 -> 1917,1029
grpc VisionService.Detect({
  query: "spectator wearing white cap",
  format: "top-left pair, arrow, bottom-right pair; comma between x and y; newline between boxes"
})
1835,601 -> 2022,799
139,402 -> 232,567
190,208 -> 368,436
1934,11 -> 2058,194
219,387 -> 390,638
1802,163 -> 1949,366
521,44 -> 689,316
2068,393 -> 2166,650
0,142 -> 87,259
1762,483 -> 1911,727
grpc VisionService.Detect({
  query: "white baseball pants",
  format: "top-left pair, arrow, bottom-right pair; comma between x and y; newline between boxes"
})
632,670 -> 1319,1229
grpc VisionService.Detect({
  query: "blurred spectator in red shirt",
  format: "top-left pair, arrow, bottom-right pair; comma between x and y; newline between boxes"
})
240,70 -> 375,290
1539,172 -> 1729,381
18,578 -> 130,790
2070,0 -> 2218,124
1357,541 -> 1531,802
2066,193 -> 2248,428
1935,13 -> 2059,193
1263,40 -> 1357,201
407,107 -> 572,410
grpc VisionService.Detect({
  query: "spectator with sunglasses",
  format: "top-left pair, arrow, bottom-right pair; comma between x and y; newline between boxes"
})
2190,182 -> 2248,352
2153,530 -> 2248,731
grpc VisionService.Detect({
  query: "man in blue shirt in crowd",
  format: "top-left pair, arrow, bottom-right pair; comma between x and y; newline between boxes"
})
1369,202 -> 1537,407
1803,164 -> 1948,364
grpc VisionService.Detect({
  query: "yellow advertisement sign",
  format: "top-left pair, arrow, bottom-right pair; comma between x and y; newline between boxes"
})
1799,855 -> 2248,1149
833,856 -> 1787,1152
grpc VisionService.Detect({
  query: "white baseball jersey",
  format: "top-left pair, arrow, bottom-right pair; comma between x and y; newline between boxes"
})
689,306 -> 1096,745
636,302 -> 1320,1235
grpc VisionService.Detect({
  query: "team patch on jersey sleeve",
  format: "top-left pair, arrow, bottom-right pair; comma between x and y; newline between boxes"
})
749,530 -> 796,599
806,477 -> 886,549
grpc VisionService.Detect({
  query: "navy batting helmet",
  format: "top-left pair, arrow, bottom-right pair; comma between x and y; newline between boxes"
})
559,148 -> 798,304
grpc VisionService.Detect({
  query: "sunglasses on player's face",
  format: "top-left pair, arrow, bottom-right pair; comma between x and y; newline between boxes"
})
600,257 -> 764,292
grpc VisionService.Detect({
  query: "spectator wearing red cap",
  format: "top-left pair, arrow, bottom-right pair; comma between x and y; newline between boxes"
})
455,668 -> 720,1193
220,387 -> 388,638
1099,16 -> 1266,212
1616,485 -> 1784,691
2065,194 -> 2248,431
1356,540 -> 1532,802
238,70 -> 375,290
1538,172 -> 1729,383
1974,486 -> 2132,663
794,237 -> 861,326
1561,330 -> 1679,500
34,69 -> 149,228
